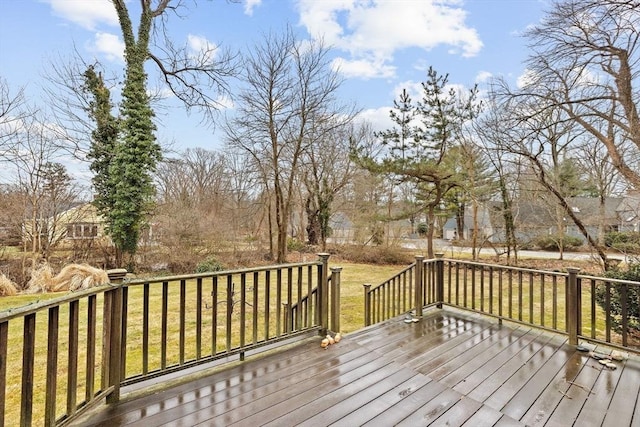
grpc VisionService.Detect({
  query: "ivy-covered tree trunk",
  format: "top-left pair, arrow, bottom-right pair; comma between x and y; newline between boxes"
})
83,67 -> 120,264
109,1 -> 162,267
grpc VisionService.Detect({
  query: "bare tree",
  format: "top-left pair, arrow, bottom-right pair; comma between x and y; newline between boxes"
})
154,148 -> 233,261
0,77 -> 27,157
4,111 -> 81,265
576,137 -> 626,245
302,120 -> 360,250
474,98 -> 522,262
491,88 -> 612,267
512,0 -> 640,189
225,28 -> 356,262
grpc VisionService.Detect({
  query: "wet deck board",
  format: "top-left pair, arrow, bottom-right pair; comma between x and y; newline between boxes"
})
72,309 -> 640,427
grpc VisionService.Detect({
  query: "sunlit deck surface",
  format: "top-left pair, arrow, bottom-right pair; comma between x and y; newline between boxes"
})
73,309 -> 640,427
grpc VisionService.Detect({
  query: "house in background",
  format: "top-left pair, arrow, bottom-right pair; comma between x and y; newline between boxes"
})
20,203 -> 106,253
617,191 -> 640,232
563,197 -> 622,240
62,203 -> 104,242
444,196 -> 625,245
442,203 -> 496,241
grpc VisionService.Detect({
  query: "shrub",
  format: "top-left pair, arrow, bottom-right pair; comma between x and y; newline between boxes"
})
595,263 -> 640,333
605,231 -> 640,254
0,273 -> 17,296
534,234 -> 582,251
330,244 -> 414,265
287,238 -> 307,253
195,257 -> 225,273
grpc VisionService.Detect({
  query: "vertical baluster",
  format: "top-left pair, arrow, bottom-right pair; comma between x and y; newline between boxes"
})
307,265 -> 313,328
179,279 -> 186,365
518,271 -> 523,321
605,282 -> 611,342
276,269 -> 282,336
101,292 -> 112,390
590,279 -> 596,339
67,300 -> 79,416
529,273 -> 534,324
498,269 -> 503,323
488,266 -> 493,314
227,275 -> 233,352
540,275 -> 545,327
296,267 -> 302,331
196,278 -> 202,360
447,262 -> 452,305
120,287 -> 128,379
471,264 -> 476,310
383,280 -> 388,320
240,273 -> 247,360
286,268 -> 292,334
455,262 -> 460,306
44,307 -> 59,426
212,276 -> 218,355
0,321 -> 6,426
265,270 -> 271,340
402,272 -> 407,313
161,281 -> 169,369
577,277 -> 582,337
480,266 -> 485,312
85,295 -> 96,402
142,283 -> 149,374
408,268 -> 413,313
621,283 -> 628,347
552,275 -> 558,330
507,270 -> 513,319
21,313 -> 36,426
253,272 -> 259,344
463,265 -> 469,308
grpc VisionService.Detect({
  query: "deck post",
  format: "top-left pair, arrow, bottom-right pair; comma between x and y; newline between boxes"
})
283,303 -> 290,334
566,268 -> 580,346
330,267 -> 342,333
363,284 -> 372,326
318,253 -> 330,335
106,286 -> 123,404
435,254 -> 444,308
414,256 -> 425,318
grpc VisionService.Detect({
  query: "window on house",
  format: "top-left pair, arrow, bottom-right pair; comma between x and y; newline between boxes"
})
66,223 -> 98,239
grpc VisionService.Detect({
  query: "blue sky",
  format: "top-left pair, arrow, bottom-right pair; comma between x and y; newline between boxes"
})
0,0 -> 548,161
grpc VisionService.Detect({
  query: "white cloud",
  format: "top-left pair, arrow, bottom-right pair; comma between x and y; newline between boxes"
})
187,34 -> 218,65
475,71 -> 492,83
297,0 -> 482,79
87,32 -> 125,62
332,57 -> 395,79
243,0 -> 263,16
516,68 -> 537,89
46,0 -> 117,30
391,80 -> 423,101
215,94 -> 234,110
357,107 -> 394,133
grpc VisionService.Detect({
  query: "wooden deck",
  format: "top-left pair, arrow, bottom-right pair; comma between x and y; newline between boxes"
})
72,309 -> 640,427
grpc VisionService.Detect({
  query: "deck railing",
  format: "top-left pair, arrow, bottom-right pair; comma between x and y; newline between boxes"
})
0,254 -> 339,427
364,255 -> 640,352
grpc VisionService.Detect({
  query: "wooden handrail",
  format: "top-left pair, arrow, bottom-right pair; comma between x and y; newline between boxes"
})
0,256 -> 331,426
365,257 -> 640,353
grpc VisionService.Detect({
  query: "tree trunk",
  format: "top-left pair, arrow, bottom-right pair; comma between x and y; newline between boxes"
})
426,205 -> 435,258
306,197 -> 320,246
471,201 -> 479,260
456,202 -> 465,240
